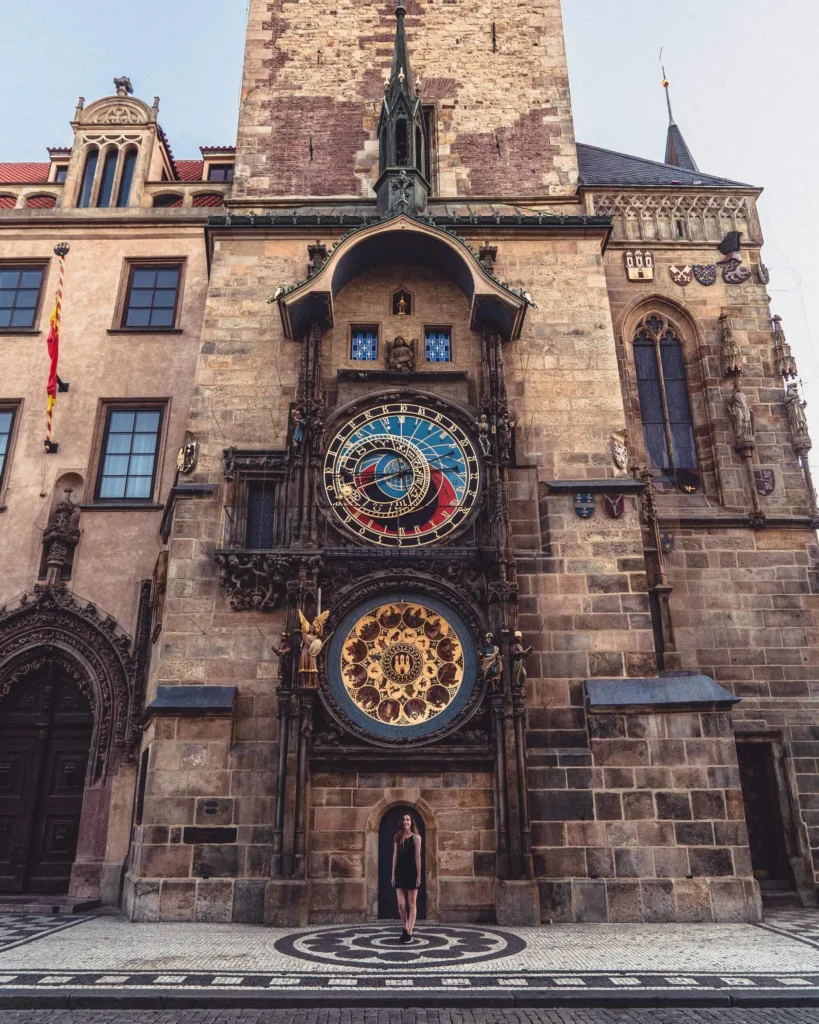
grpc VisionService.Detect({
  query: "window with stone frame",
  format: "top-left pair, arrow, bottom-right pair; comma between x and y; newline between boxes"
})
95,406 -> 164,501
121,262 -> 183,329
0,264 -> 46,331
0,405 -> 18,495
424,327 -> 452,363
207,164 -> 234,182
351,325 -> 379,361
632,313 -> 699,487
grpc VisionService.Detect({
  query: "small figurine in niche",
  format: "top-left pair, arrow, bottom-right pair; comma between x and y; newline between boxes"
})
497,411 -> 514,460
785,382 -> 811,447
727,380 -> 755,447
477,414 -> 491,456
308,411 -> 325,455
481,633 -> 503,690
272,632 -> 294,682
509,630 -> 534,693
290,408 -> 306,452
386,335 -> 417,372
297,609 -> 331,688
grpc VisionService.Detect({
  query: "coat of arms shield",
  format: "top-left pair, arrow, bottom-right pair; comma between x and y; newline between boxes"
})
754,469 -> 776,496
669,265 -> 693,287
603,494 -> 625,519
573,493 -> 595,519
693,264 -> 717,286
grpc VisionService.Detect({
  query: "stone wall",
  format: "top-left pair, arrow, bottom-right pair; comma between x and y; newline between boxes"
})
235,0 -> 578,199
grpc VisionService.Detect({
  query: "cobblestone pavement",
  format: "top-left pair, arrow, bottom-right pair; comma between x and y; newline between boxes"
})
1,912 -> 818,1006
1,1010 -> 819,1022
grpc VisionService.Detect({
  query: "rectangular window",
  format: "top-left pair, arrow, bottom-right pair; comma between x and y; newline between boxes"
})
425,328 -> 451,363
245,482 -> 277,548
207,164 -> 234,182
122,264 -> 182,329
0,406 -> 17,491
54,166 -> 68,184
351,326 -> 379,361
0,266 -> 45,330
96,407 -> 163,501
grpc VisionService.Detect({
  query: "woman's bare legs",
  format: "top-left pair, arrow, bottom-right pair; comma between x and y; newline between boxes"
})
406,888 -> 418,937
396,888 -> 408,931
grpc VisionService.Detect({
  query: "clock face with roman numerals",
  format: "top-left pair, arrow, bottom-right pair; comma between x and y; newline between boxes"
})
323,401 -> 481,547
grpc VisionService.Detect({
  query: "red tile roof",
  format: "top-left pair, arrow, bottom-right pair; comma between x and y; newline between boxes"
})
0,162 -> 50,183
26,194 -> 57,208
0,195 -> 16,208
192,193 -> 226,207
175,160 -> 205,181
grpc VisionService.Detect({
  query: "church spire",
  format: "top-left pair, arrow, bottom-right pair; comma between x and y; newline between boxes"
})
662,64 -> 698,172
375,3 -> 429,216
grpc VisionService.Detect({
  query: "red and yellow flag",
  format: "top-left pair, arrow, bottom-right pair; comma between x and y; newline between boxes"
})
45,243 -> 69,449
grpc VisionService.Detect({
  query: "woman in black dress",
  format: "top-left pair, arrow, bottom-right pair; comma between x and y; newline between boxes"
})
391,812 -> 422,943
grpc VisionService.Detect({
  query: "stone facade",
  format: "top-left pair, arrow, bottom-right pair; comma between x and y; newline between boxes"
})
3,3 -> 818,926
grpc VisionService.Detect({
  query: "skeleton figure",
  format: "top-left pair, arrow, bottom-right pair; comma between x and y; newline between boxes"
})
477,414 -> 491,456
297,609 -> 331,688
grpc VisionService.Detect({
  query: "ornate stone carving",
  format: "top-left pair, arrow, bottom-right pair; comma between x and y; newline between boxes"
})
478,245 -> 498,272
91,106 -> 141,125
307,241 -> 328,278
223,448 -> 288,481
593,193 -> 756,245
786,383 -> 812,455
385,335 -> 417,372
772,316 -> 798,380
39,489 -> 80,588
214,552 -> 293,611
0,589 -> 136,778
719,313 -> 742,378
727,380 -> 755,453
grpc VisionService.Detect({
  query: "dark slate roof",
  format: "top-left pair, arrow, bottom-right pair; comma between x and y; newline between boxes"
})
665,123 -> 698,173
577,143 -> 752,188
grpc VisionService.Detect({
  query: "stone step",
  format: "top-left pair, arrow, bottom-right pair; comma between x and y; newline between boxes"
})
0,895 -> 100,915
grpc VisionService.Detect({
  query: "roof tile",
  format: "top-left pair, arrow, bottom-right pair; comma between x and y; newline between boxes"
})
577,143 -> 751,188
0,162 -> 50,184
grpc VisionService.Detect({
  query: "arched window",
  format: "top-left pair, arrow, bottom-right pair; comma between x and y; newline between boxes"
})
97,149 -> 119,208
152,193 -> 184,208
78,148 -> 98,208
25,194 -> 57,209
192,193 -> 225,208
632,313 -> 699,489
395,120 -> 408,165
117,147 -> 138,207
415,126 -> 423,173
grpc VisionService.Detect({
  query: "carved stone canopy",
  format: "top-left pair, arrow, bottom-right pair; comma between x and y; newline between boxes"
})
0,589 -> 137,780
277,215 -> 529,342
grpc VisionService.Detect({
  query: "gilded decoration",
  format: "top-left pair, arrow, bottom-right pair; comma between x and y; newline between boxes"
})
340,601 -> 464,728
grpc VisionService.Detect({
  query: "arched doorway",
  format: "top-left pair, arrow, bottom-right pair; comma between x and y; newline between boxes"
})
377,805 -> 427,920
0,667 -> 93,893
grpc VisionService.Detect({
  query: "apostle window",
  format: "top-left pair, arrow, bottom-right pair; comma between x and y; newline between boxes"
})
424,328 -> 451,363
632,313 -> 699,488
0,265 -> 45,330
96,407 -> 163,501
121,263 -> 182,329
351,326 -> 379,361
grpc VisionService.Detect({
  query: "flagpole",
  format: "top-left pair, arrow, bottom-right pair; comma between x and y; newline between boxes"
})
45,242 -> 70,454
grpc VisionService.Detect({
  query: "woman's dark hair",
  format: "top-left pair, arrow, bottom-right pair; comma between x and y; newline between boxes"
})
394,811 -> 420,844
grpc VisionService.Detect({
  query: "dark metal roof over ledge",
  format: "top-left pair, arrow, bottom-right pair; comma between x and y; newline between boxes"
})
585,672 -> 741,712
577,143 -> 754,189
146,685 -> 238,718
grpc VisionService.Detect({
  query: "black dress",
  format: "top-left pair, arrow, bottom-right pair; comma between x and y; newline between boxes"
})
394,835 -> 420,890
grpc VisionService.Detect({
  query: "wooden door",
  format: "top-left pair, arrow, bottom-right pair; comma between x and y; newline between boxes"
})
0,669 -> 92,894
377,805 -> 426,920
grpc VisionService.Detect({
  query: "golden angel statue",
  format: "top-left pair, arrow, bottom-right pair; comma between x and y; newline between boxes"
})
298,609 -> 331,688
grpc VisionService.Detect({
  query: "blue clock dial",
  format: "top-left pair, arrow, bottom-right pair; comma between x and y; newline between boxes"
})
323,401 -> 481,547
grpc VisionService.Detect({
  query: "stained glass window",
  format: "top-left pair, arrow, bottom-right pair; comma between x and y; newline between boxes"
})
351,327 -> 378,360
425,329 -> 451,363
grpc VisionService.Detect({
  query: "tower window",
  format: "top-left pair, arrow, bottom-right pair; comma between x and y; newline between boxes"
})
54,166 -> 68,184
351,325 -> 379,361
117,148 -> 138,207
78,148 -> 98,208
207,164 -> 234,182
97,149 -> 118,208
395,120 -> 409,165
422,106 -> 436,193
245,482 -> 277,548
424,328 -> 451,363
632,313 -> 698,486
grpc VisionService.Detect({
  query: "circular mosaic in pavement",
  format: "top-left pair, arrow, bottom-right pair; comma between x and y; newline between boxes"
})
274,924 -> 526,969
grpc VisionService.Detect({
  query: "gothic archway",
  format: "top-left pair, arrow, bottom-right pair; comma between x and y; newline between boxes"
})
0,589 -> 138,780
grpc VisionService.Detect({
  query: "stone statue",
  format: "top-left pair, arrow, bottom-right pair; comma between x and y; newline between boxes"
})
481,633 -> 503,690
719,313 -> 742,378
786,383 -> 811,451
113,76 -> 134,97
509,631 -> 534,693
497,411 -> 514,461
297,609 -> 330,688
272,631 -> 294,683
727,380 -> 755,447
386,335 -> 416,372
290,408 -> 306,452
477,414 -> 491,456
308,411 -> 325,455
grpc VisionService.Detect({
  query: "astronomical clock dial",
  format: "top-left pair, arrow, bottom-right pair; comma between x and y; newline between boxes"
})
326,594 -> 479,741
323,401 -> 481,547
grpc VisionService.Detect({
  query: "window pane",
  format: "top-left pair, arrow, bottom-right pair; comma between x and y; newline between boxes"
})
633,337 -> 669,471
125,476 -> 152,499
0,291 -> 14,308
246,484 -> 276,548
351,329 -> 378,360
20,270 -> 43,288
117,149 -> 138,207
0,271 -> 20,288
16,289 -> 40,308
128,454 -> 155,476
0,436 -> 7,456
78,150 -> 98,208
425,330 -> 451,363
128,289 -> 153,308
99,476 -> 126,499
131,269 -> 156,288
97,149 -> 118,208
134,410 -> 161,432
660,335 -> 698,471
0,413 -> 12,431
109,410 -> 135,432
149,307 -> 174,327
104,454 -> 130,476
0,310 -> 10,327
125,307 -> 151,327
10,308 -> 35,327
106,432 -> 132,454
155,269 -> 179,288
153,288 -> 177,307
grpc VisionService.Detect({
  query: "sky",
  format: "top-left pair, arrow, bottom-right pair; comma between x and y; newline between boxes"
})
2,0 -> 818,450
